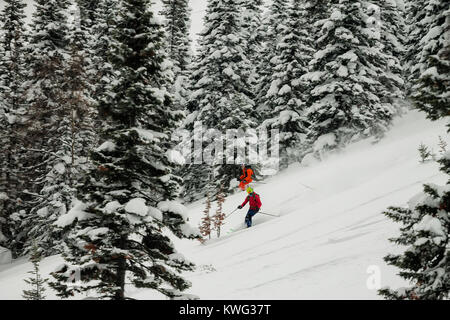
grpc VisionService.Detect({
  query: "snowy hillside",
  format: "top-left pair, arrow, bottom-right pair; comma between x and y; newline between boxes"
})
1,109 -> 448,300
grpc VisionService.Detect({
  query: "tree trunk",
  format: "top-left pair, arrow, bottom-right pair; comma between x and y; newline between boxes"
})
114,236 -> 127,300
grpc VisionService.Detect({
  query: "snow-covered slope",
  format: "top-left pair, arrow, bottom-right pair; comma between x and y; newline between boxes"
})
0,110 -> 448,299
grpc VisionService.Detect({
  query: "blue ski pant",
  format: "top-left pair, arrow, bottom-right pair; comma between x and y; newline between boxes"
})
245,208 -> 260,227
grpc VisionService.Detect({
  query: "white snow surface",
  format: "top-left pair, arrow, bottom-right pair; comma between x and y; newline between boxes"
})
0,247 -> 12,265
96,141 -> 116,152
414,215 -> 446,237
158,200 -> 188,221
0,110 -> 448,299
313,133 -> 337,152
125,198 -> 148,217
54,200 -> 91,228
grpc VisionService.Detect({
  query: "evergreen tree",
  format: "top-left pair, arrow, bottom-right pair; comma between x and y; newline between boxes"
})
255,0 -> 289,116
76,0 -> 101,39
160,0 -> 192,79
380,4 -> 449,297
291,0 -> 332,161
241,0 -> 264,100
409,0 -> 449,123
309,0 -> 333,36
74,0 -> 102,103
418,143 -> 432,163
22,242 -> 48,300
90,0 -> 119,113
19,0 -> 97,257
23,7 -> 99,256
379,151 -> 450,300
50,0 -> 198,300
6,0 -> 71,256
160,0 -> 192,110
260,0 -> 314,167
64,1 -> 99,163
64,5 -> 98,158
403,0 -> 430,95
374,0 -> 406,107
184,0 -> 256,201
303,0 -> 332,52
302,0 -> 396,158
0,0 -> 28,252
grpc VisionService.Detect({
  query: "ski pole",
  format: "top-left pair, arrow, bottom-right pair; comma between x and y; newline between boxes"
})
225,208 -> 239,219
258,211 -> 280,217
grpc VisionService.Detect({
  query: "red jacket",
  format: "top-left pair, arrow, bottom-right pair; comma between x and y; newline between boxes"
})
241,193 -> 262,210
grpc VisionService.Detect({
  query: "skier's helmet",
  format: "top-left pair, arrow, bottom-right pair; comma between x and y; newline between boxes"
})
246,186 -> 253,194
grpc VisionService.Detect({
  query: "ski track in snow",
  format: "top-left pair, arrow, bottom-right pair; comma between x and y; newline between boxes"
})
173,110 -> 448,300
0,110 -> 448,300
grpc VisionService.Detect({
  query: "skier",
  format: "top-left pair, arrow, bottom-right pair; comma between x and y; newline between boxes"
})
238,164 -> 254,191
238,186 -> 262,228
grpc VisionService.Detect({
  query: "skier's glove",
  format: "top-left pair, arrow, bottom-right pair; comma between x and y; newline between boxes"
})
238,205 -> 242,209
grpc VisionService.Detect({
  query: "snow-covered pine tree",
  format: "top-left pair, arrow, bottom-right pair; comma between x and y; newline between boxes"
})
418,143 -> 432,163
50,0 -> 198,300
19,0 -> 98,257
23,8 -> 99,256
22,242 -> 48,300
241,0 -> 264,101
64,2 -> 99,163
76,0 -> 100,27
298,3 -> 331,57
9,0 -> 71,257
302,0 -> 332,53
255,0 -> 289,116
75,0 -> 101,38
160,0 -> 192,111
74,0 -> 101,102
379,151 -> 450,300
90,0 -> 119,115
409,0 -> 449,124
290,0 -> 331,162
183,0 -> 257,201
373,0 -> 406,107
0,0 -> 28,251
260,0 -> 314,167
160,0 -> 191,77
301,0 -> 396,159
403,0 -> 430,96
380,10 -> 449,296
